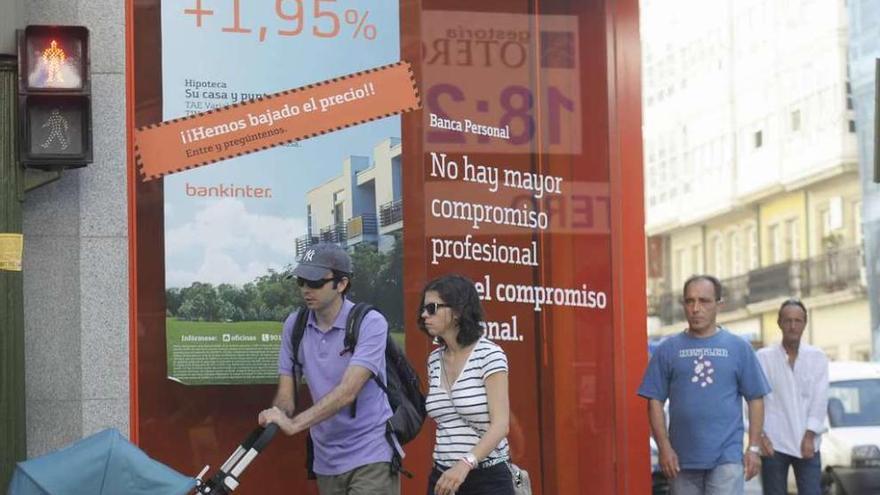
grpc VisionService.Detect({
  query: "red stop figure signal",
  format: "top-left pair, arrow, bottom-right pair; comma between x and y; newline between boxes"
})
17,25 -> 92,169
41,40 -> 68,85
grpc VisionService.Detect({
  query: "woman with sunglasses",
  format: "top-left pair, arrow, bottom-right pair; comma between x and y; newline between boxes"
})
418,274 -> 513,495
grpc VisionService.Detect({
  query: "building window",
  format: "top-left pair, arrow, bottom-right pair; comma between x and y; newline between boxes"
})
826,197 -> 844,233
849,120 -> 856,133
747,224 -> 759,270
791,110 -> 801,131
691,245 -> 701,275
785,218 -> 800,261
728,231 -> 742,276
754,130 -> 763,148
854,200 -> 863,248
768,223 -> 783,264
334,203 -> 344,224
675,248 -> 685,289
713,236 -> 725,278
820,208 -> 830,238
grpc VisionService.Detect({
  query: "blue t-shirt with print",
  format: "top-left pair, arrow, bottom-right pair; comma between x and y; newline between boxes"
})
638,329 -> 770,469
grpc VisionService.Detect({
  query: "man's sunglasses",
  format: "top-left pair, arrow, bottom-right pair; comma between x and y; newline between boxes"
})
296,277 -> 337,289
420,302 -> 451,315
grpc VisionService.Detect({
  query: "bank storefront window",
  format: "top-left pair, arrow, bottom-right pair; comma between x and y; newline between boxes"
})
129,1 -> 647,493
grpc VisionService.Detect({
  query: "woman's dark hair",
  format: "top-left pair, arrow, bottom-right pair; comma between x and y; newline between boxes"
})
417,274 -> 484,347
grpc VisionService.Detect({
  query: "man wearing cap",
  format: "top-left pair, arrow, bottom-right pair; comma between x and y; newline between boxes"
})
259,243 -> 398,495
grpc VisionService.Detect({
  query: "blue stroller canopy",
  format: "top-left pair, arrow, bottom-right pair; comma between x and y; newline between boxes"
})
7,428 -> 195,495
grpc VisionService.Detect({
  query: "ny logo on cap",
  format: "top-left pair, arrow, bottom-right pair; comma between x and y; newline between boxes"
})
302,249 -> 315,262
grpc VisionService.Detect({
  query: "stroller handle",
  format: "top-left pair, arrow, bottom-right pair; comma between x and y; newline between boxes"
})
194,423 -> 281,494
253,423 -> 279,452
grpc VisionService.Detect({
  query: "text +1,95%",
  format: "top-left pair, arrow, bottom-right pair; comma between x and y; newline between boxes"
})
182,0 -> 378,42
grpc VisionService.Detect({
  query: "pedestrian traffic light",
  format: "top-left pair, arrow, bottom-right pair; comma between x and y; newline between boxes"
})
17,25 -> 92,169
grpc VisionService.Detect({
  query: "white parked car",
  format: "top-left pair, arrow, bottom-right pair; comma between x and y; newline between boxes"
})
800,361 -> 880,494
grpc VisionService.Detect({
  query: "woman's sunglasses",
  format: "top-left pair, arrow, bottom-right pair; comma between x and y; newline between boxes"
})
420,302 -> 451,315
296,277 -> 337,289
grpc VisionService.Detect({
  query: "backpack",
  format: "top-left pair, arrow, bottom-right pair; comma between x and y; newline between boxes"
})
289,302 -> 426,477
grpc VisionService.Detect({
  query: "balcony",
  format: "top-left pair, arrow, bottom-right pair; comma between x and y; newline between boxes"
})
647,291 -> 683,325
379,199 -> 403,227
801,247 -> 864,298
647,247 -> 865,326
723,274 -> 749,311
319,223 -> 347,244
346,213 -> 378,245
300,215 -> 381,253
746,262 -> 799,303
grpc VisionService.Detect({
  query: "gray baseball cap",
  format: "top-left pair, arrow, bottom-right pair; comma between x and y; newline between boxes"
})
291,243 -> 352,281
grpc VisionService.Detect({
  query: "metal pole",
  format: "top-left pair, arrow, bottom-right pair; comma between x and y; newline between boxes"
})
0,54 -> 26,489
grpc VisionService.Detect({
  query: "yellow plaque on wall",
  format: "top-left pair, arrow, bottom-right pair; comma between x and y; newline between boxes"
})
0,233 -> 23,271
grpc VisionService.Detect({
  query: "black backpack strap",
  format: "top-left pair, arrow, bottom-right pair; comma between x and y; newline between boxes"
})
340,302 -> 378,418
288,309 -> 316,479
290,308 -> 310,382
341,302 -> 375,356
290,308 -> 311,434
385,423 -> 412,478
305,431 -> 317,480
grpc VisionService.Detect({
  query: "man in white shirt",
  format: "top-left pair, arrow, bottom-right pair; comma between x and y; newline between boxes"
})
756,299 -> 829,495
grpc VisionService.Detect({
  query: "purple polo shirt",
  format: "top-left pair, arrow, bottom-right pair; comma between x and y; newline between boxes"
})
278,299 -> 393,475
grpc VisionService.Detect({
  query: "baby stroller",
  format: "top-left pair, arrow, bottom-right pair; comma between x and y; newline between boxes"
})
193,423 -> 278,494
7,424 -> 278,495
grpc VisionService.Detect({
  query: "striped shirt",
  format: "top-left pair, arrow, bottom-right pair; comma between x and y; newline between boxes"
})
425,337 -> 510,468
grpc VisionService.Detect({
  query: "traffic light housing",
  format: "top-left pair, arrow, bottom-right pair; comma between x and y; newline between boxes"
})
17,25 -> 92,169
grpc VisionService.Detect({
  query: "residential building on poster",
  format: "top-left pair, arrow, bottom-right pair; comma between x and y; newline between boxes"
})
642,0 -> 871,360
297,138 -> 402,256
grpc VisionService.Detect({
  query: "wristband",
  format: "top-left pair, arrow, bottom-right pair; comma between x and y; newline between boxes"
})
461,453 -> 477,469
747,445 -> 761,455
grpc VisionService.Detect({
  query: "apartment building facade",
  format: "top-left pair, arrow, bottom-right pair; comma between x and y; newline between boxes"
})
643,0 -> 871,360
296,138 -> 403,256
848,0 -> 880,360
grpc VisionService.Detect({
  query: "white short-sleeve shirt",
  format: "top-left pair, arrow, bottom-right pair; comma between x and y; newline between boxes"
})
425,337 -> 510,468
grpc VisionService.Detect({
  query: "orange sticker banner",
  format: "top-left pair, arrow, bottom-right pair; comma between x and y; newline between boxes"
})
135,61 -> 420,181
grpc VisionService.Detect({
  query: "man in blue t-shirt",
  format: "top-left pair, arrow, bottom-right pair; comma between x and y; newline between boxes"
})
639,275 -> 771,495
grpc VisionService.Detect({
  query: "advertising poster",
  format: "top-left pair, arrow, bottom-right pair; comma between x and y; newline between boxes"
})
409,6 -> 616,492
133,0 -> 649,492
160,0 -> 403,385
